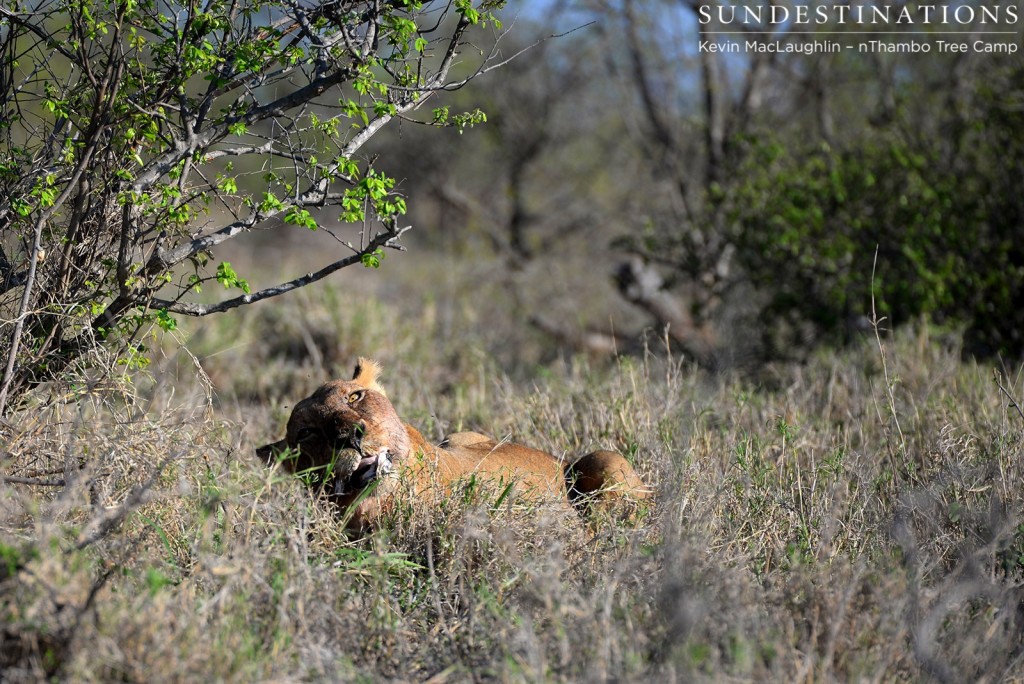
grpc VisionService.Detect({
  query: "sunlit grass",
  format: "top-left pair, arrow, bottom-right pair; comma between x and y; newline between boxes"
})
2,286 -> 1022,681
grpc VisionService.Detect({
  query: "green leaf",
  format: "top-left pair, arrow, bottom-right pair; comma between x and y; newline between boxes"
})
216,261 -> 249,292
155,308 -> 178,332
259,192 -> 285,214
218,176 -> 238,194
361,248 -> 385,269
284,207 -> 318,230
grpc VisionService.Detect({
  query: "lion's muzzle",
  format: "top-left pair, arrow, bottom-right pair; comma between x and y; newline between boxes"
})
337,449 -> 392,494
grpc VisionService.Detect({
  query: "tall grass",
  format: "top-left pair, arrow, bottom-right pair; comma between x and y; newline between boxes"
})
1,286 -> 1022,682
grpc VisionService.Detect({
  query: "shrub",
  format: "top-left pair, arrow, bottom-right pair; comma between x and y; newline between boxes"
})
721,64 -> 1024,359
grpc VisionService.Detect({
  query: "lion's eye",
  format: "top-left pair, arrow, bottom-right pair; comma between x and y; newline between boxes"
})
347,390 -> 365,404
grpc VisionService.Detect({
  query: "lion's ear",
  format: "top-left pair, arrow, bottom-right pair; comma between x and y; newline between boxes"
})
352,357 -> 386,396
256,439 -> 289,466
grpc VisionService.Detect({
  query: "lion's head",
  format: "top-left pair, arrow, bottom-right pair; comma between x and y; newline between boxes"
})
256,358 -> 411,499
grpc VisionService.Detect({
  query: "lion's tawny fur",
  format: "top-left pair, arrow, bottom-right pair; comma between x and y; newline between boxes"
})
257,360 -> 650,530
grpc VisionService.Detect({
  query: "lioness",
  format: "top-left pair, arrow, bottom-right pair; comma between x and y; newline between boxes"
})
257,359 -> 651,530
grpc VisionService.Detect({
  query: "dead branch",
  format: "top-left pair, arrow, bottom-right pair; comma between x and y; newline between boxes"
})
2,475 -> 67,487
615,256 -> 717,367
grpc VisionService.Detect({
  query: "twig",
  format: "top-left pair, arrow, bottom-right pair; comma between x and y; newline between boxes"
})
994,371 -> 1024,423
2,475 -> 67,487
433,21 -> 596,92
870,247 -> 907,490
74,451 -> 181,550
143,14 -> 472,282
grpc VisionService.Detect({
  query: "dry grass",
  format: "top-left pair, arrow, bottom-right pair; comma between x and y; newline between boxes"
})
2,287 -> 1023,682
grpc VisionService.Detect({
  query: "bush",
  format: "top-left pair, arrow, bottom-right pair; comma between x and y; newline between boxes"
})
0,0 -> 506,414
720,64 -> 1024,359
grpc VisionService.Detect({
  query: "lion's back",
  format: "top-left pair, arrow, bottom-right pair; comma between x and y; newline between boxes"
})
436,435 -> 565,497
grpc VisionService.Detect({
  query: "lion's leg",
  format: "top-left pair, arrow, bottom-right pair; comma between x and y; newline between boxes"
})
565,450 -> 652,515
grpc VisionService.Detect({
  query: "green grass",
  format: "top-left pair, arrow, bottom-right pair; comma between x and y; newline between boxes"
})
1,287 -> 1023,682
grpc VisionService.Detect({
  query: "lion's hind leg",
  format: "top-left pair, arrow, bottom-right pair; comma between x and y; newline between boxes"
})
565,450 -> 652,520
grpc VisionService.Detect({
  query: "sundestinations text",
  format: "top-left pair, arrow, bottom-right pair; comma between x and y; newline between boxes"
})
699,3 -> 1019,26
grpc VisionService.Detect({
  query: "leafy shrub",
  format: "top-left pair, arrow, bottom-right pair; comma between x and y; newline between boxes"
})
720,64 -> 1024,359
0,0 -> 506,414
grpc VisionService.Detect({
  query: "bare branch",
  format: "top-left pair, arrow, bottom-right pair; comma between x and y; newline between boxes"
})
150,225 -> 411,316
0,6 -> 81,65
436,21 -> 595,92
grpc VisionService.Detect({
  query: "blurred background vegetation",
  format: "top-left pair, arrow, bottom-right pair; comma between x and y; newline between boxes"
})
221,0 -> 1023,373
3,0 -> 1021,390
